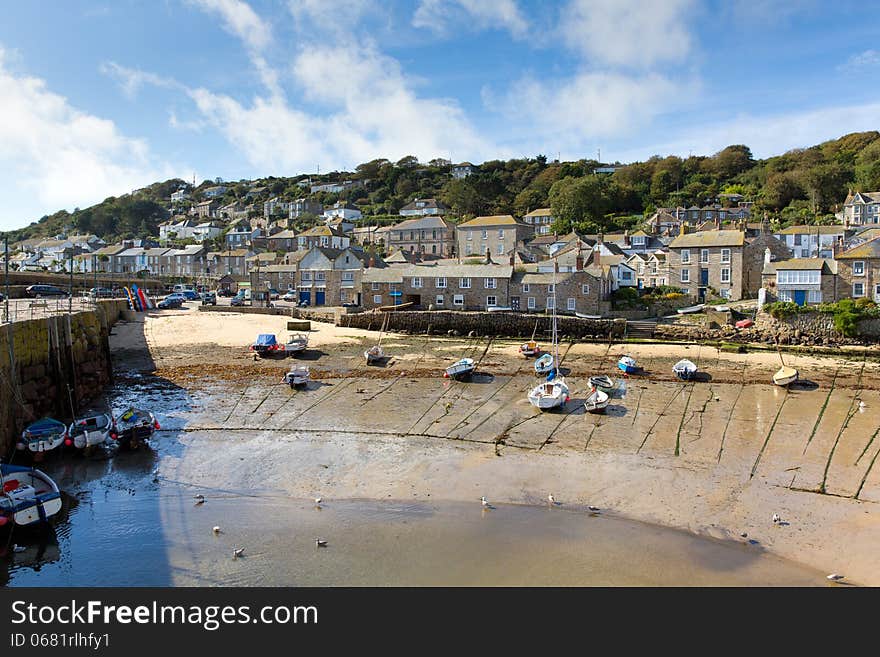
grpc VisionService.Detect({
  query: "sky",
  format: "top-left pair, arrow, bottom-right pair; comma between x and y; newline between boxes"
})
1,0 -> 880,230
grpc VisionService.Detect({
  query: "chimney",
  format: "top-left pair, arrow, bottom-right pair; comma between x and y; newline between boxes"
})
593,244 -> 601,266
623,229 -> 630,247
509,252 -> 515,266
679,223 -> 688,237
368,255 -> 375,269
575,247 -> 584,271
714,215 -> 721,231
833,237 -> 842,259
597,232 -> 604,244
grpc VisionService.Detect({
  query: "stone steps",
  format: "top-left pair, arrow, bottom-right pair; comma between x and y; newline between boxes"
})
626,320 -> 657,339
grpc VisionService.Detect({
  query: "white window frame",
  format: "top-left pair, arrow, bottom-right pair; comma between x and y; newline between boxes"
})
485,278 -> 497,289
546,297 -> 555,310
721,248 -> 731,263
411,277 -> 422,288
466,232 -> 473,241
700,249 -> 709,264
527,297 -> 536,309
465,244 -> 473,255
582,284 -> 590,295
301,271 -> 312,281
486,295 -> 497,307
853,282 -> 865,297
373,295 -> 382,304
436,277 -> 447,288
720,267 -> 730,283
481,230 -> 488,239
342,271 -> 354,282
567,298 -> 576,311
435,295 -> 444,306
496,243 -> 504,255
681,269 -> 690,283
453,294 -> 464,306
522,283 -> 530,292
460,277 -> 471,289
681,249 -> 690,264
315,271 -> 326,281
853,261 -> 865,276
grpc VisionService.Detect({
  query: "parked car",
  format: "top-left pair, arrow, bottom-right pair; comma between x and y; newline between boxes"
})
158,294 -> 185,309
267,288 -> 280,300
181,289 -> 200,301
281,290 -> 298,303
231,294 -> 246,307
217,288 -> 235,297
89,287 -> 116,299
201,291 -> 217,306
25,284 -> 68,298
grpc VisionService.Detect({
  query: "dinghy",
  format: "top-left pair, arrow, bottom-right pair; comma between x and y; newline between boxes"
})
16,418 -> 67,455
618,355 -> 638,374
773,365 -> 798,386
520,340 -> 540,357
444,358 -> 475,380
534,353 -> 555,375
283,365 -> 310,388
735,319 -> 754,329
283,332 -> 309,355
0,464 -> 62,528
584,387 -> 609,414
528,378 -> 570,411
672,359 -> 698,381
67,413 -> 115,450
364,345 -> 384,364
588,375 -> 614,393
676,304 -> 705,314
575,312 -> 603,319
115,408 -> 158,449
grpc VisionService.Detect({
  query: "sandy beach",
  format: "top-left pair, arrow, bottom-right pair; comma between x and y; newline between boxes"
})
108,306 -> 880,585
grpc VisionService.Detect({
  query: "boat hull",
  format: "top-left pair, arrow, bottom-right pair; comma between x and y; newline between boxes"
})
672,360 -> 698,381
17,418 -> 67,455
1,465 -> 62,527
773,372 -> 798,386
68,414 -> 114,449
528,380 -> 569,411
617,363 -> 638,374
588,376 -> 614,392
534,354 -> 554,375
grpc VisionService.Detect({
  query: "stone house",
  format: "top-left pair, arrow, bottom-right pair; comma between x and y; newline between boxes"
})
398,263 -> 514,311
194,199 -> 220,218
741,232 -> 793,296
644,251 -> 671,288
291,247 -> 364,307
522,208 -> 555,235
835,235 -> 880,302
842,191 -> 880,227
207,249 -> 252,276
296,225 -> 350,251
456,215 -> 533,259
362,267 -> 404,309
399,198 -> 448,216
387,215 -> 455,258
668,229 -> 746,301
264,229 -> 299,252
288,198 -> 324,221
510,269 -> 602,315
761,256 -> 839,305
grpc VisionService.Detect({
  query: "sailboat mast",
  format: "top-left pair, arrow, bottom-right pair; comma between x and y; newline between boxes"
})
553,262 -> 559,368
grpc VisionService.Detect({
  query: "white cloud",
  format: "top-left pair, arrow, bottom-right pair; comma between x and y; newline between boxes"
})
842,49 -> 880,70
289,0 -> 378,34
100,61 -> 181,99
413,0 -> 528,37
185,0 -> 270,52
558,0 -> 695,69
0,47 -> 177,228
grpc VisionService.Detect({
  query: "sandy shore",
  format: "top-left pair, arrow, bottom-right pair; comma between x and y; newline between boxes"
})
109,306 -> 880,584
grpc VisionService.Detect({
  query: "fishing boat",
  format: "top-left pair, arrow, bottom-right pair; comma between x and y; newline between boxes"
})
527,378 -> 570,411
575,312 -> 603,319
773,365 -> 798,386
618,355 -> 638,374
444,358 -> 475,380
584,387 -> 609,414
16,418 -> 67,456
283,332 -> 309,355
283,365 -> 310,388
588,375 -> 614,393
672,359 -> 698,381
0,464 -> 62,528
534,353 -> 554,375
67,413 -> 115,450
486,306 -> 512,312
250,333 -> 284,357
676,304 -> 705,315
115,408 -> 158,449
520,340 -> 540,357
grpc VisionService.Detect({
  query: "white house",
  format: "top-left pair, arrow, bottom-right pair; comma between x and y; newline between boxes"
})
773,225 -> 847,258
323,201 -> 362,221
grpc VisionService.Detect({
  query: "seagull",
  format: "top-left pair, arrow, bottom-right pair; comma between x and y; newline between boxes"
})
826,573 -> 844,582
772,513 -> 781,524
194,498 -> 205,506
194,494 -> 205,501
588,505 -> 600,512
315,539 -> 328,548
232,547 -> 245,559
212,526 -> 221,534
548,494 -> 556,505
480,496 -> 489,507
314,497 -> 322,505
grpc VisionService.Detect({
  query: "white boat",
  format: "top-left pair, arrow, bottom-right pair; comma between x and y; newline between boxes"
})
773,365 -> 798,386
67,413 -> 115,450
528,378 -> 570,411
283,332 -> 309,355
712,305 -> 730,312
520,340 -> 540,357
16,418 -> 67,455
575,312 -> 603,319
584,387 -> 609,414
534,353 -> 555,375
588,375 -> 614,392
486,306 -> 512,312
1,464 -> 62,528
364,345 -> 384,364
444,358 -> 475,380
284,365 -> 311,388
676,304 -> 705,315
672,359 -> 698,381
115,408 -> 158,449
618,355 -> 638,374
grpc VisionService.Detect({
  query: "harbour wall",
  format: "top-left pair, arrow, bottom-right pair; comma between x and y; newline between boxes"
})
0,300 -> 128,455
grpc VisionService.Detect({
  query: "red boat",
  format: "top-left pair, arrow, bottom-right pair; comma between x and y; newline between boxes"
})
735,319 -> 754,329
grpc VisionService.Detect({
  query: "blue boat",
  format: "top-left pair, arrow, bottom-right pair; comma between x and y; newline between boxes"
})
618,355 -> 638,374
534,353 -> 554,375
0,463 -> 62,528
16,417 -> 67,455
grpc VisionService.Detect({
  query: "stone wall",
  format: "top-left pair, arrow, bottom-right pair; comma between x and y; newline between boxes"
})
338,310 -> 626,340
1,271 -> 163,298
0,300 -> 127,455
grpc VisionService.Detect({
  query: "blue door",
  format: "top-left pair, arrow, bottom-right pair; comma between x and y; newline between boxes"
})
700,269 -> 709,285
299,290 -> 310,305
794,290 -> 806,306
315,290 -> 325,306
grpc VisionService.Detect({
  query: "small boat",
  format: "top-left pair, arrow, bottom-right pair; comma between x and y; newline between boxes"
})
575,312 -> 603,319
520,341 -> 540,357
67,413 -> 115,450
444,358 -> 475,380
283,333 -> 309,355
712,305 -> 730,312
364,345 -> 384,364
584,387 -> 609,414
735,319 -> 754,329
534,353 -> 555,375
588,375 -> 614,392
0,464 -> 63,528
115,408 -> 158,449
773,366 -> 798,386
618,355 -> 638,374
283,365 -> 310,388
486,306 -> 512,312
672,359 -> 698,381
527,378 -> 570,411
676,304 -> 705,315
250,333 -> 284,356
16,418 -> 67,455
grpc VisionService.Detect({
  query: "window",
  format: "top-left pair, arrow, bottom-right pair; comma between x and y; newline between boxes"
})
720,268 -> 730,283
487,296 -> 497,307
465,244 -> 473,255
498,229 -> 504,239
460,277 -> 471,289
453,294 -> 464,306
497,243 -> 504,255
854,261 -> 865,276
342,272 -> 354,282
681,269 -> 690,283
548,283 -> 555,293
522,283 -> 530,293
527,297 -> 536,309
720,288 -> 731,299
373,295 -> 382,304
436,295 -> 444,306
315,271 -> 325,281
700,249 -> 709,263
466,232 -> 473,240
485,278 -> 496,289
546,297 -> 555,310
567,298 -> 576,311
721,248 -> 731,263
793,234 -> 802,246
436,277 -> 447,288
808,290 -> 822,303
481,230 -> 488,239
301,272 -> 312,281
681,249 -> 690,264
411,277 -> 422,288
432,245 -> 437,254
582,284 -> 590,295
777,270 -> 820,285
854,282 -> 865,297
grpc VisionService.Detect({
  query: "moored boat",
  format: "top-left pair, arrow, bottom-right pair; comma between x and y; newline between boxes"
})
618,355 -> 638,374
0,464 -> 62,528
67,413 -> 115,450
284,332 -> 309,355
735,319 -> 754,329
250,333 -> 284,357
17,418 -> 67,456
676,304 -> 705,315
534,353 -> 554,375
672,359 -> 698,381
527,378 -> 570,411
115,408 -> 158,450
284,365 -> 310,388
364,345 -> 384,364
584,387 -> 609,414
773,366 -> 798,386
444,358 -> 475,380
575,312 -> 603,319
520,340 -> 540,357
588,375 -> 614,392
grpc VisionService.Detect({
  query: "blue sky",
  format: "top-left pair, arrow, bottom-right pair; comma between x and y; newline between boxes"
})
1,0 -> 879,230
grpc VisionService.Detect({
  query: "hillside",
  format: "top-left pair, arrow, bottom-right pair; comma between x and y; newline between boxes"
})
8,131 -> 880,243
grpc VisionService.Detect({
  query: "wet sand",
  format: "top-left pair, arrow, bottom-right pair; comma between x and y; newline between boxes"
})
8,305 -> 875,586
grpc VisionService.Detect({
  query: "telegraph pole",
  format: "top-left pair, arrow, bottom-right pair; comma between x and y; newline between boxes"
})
3,233 -> 9,323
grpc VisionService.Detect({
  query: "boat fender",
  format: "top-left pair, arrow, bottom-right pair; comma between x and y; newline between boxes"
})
0,515 -> 8,527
